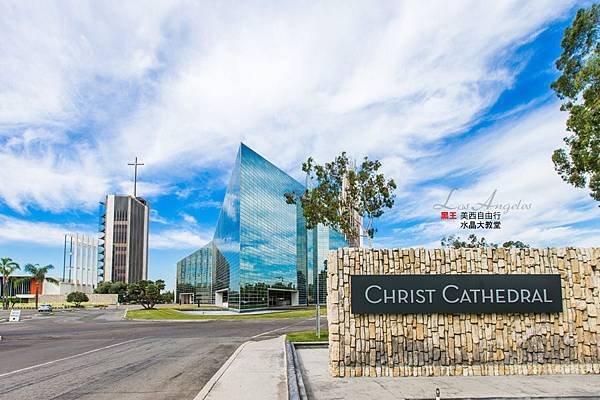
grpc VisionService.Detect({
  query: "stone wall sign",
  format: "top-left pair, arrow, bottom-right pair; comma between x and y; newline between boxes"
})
351,274 -> 562,314
328,248 -> 600,377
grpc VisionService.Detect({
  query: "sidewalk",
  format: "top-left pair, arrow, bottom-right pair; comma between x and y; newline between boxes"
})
296,347 -> 600,400
195,336 -> 287,400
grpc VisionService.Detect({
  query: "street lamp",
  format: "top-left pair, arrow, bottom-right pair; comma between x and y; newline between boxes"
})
316,259 -> 327,338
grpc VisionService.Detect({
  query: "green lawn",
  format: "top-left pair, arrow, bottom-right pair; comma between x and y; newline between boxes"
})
286,330 -> 329,342
126,306 -> 326,320
157,304 -> 223,310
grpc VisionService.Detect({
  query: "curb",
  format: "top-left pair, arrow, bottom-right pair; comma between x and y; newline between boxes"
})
124,318 -> 212,322
286,341 -> 308,400
292,342 -> 328,348
193,341 -> 249,400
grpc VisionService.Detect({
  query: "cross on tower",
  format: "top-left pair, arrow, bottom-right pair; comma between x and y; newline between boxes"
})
127,156 -> 144,197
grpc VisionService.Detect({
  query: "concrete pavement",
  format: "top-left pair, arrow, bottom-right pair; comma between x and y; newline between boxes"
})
196,336 -> 288,400
296,346 -> 600,399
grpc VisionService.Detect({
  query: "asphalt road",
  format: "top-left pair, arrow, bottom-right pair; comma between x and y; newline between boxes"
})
0,308 -> 321,400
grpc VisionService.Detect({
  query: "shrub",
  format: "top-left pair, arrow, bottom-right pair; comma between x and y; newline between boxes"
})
66,291 -> 89,307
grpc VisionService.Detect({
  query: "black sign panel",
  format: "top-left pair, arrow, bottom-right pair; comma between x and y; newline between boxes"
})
351,274 -> 562,314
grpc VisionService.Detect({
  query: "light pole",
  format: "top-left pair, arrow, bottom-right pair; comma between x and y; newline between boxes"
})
316,266 -> 320,338
316,259 -> 327,338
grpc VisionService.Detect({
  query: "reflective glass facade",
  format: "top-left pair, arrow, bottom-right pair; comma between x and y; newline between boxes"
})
176,143 -> 348,311
307,224 -> 347,303
176,243 -> 214,304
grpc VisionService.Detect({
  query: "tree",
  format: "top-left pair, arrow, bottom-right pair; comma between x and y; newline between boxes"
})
127,279 -> 166,309
23,263 -> 59,309
7,297 -> 20,307
66,291 -> 89,307
501,240 -> 530,249
285,152 -> 396,247
441,234 -> 495,249
550,4 -> 600,202
95,281 -> 129,303
160,290 -> 174,304
1,258 -> 20,310
441,234 -> 529,249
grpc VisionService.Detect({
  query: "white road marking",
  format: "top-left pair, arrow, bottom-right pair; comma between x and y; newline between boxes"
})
0,337 -> 146,379
250,318 -> 316,339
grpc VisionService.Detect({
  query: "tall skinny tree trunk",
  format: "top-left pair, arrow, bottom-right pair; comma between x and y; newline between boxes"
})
35,281 -> 39,309
2,281 -> 6,310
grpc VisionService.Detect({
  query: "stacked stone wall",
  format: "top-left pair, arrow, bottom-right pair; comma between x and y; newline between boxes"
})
327,247 -> 600,377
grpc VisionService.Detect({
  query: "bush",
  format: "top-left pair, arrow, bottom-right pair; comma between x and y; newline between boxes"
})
160,290 -> 174,304
127,280 -> 165,309
7,297 -> 20,307
67,291 -> 89,307
95,281 -> 128,303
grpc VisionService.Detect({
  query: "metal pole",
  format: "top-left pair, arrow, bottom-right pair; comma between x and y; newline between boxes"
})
68,238 -> 73,282
128,157 -> 144,198
133,157 -> 138,197
316,265 -> 320,338
62,234 -> 67,281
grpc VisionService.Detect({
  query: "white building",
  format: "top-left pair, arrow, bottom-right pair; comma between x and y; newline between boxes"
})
60,233 -> 99,294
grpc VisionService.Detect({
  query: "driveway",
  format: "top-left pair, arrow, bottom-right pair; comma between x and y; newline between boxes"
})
0,308 -> 320,400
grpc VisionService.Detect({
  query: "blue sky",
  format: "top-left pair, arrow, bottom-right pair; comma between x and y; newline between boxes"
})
0,1 -> 598,290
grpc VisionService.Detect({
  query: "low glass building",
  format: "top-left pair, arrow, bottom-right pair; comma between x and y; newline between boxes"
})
176,143 -> 349,311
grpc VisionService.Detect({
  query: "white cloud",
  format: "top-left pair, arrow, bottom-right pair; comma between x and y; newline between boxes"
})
0,1 -> 173,127
0,215 -> 94,246
190,200 -> 222,209
3,0 -> 596,254
150,209 -> 169,225
0,0 -> 577,215
386,103 -> 600,248
181,213 -> 197,224
150,227 -> 212,250
0,142 -> 109,212
114,0 -> 574,176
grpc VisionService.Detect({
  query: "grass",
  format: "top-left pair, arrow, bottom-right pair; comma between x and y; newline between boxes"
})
287,330 -> 329,342
158,304 -> 223,310
126,306 -> 327,320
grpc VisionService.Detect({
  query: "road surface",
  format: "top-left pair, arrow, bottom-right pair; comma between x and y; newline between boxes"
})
0,308 -> 320,400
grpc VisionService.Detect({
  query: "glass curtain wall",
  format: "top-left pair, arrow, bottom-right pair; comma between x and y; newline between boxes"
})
176,143 -> 349,311
238,144 -> 306,310
176,243 -> 214,304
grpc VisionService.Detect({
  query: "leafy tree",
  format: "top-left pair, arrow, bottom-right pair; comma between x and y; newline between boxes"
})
95,281 -> 129,303
66,291 -> 89,307
160,290 -> 174,304
7,297 -> 20,307
441,234 -> 529,249
441,234 -> 495,248
0,257 -> 20,310
501,240 -> 530,249
127,279 -> 166,309
285,152 -> 396,247
550,4 -> 600,202
23,263 -> 59,309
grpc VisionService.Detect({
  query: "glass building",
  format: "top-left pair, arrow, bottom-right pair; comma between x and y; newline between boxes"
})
176,143 -> 349,311
176,243 -> 214,305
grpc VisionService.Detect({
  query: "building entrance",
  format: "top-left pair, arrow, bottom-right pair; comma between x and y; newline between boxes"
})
215,289 -> 228,308
268,289 -> 292,307
179,293 -> 194,304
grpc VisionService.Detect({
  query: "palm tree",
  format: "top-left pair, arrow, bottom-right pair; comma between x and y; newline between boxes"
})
24,264 -> 59,309
0,258 -> 20,310
8,277 -> 29,308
